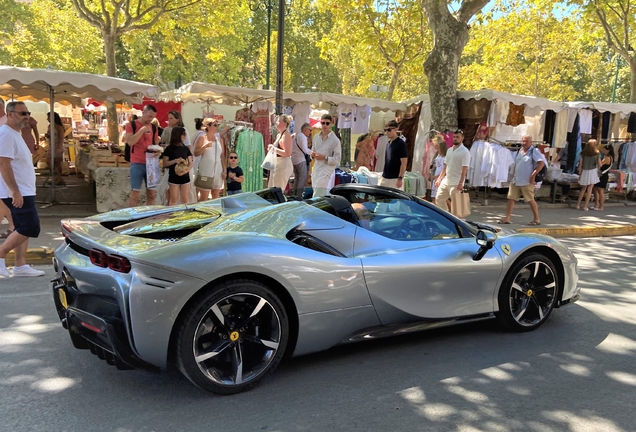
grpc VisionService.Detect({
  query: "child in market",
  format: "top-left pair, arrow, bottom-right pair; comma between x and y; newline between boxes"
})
223,151 -> 244,195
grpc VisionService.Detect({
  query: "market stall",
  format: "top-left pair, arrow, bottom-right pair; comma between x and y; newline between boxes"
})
0,66 -> 159,206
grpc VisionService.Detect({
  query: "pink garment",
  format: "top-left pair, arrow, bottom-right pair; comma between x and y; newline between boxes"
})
421,137 -> 435,178
254,110 -> 272,151
443,133 -> 453,148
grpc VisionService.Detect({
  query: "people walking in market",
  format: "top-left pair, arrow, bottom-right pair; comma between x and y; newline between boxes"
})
592,144 -> 615,211
162,127 -> 193,206
430,135 -> 448,205
576,139 -> 602,211
434,129 -> 470,212
45,112 -> 67,186
291,122 -> 312,198
195,118 -> 224,201
125,104 -> 161,207
379,120 -> 408,190
0,98 -> 15,240
498,134 -> 545,225
311,114 -> 341,197
0,102 -> 45,278
267,115 -> 294,191
224,152 -> 244,196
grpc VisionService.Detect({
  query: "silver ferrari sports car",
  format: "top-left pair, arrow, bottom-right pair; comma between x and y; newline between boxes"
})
51,184 -> 580,394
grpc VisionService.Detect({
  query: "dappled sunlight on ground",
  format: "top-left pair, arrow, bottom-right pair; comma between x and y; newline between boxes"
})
0,312 -> 79,394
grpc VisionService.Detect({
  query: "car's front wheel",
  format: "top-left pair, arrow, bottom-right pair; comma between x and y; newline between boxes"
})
176,279 -> 289,394
496,253 -> 559,332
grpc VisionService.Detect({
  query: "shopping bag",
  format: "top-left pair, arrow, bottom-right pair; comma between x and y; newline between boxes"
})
546,164 -> 562,182
451,190 -> 471,218
146,153 -> 162,189
261,147 -> 277,171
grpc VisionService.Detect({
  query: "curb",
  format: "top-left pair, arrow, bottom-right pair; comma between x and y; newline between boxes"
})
516,224 -> 636,238
5,247 -> 55,266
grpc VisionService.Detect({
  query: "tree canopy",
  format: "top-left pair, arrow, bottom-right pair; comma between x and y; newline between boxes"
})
1,0 -> 634,104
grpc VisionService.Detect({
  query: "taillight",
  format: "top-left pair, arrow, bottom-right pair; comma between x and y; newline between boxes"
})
108,255 -> 131,273
89,249 -> 108,267
89,249 -> 131,273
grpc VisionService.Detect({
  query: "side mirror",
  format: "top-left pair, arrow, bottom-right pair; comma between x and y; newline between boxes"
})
473,229 -> 496,261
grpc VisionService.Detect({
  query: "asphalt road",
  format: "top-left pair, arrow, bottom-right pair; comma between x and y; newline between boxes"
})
1,236 -> 636,432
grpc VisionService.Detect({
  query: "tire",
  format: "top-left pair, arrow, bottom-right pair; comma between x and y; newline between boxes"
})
496,253 -> 559,332
176,279 -> 289,394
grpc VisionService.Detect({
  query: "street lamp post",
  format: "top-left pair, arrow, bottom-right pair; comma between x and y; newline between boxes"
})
275,0 -> 285,115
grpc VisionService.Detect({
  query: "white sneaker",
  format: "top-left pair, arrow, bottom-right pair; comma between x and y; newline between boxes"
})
0,266 -> 9,278
11,265 -> 45,278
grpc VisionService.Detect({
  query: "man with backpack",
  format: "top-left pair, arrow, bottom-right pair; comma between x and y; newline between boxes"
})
498,134 -> 545,226
125,104 -> 161,207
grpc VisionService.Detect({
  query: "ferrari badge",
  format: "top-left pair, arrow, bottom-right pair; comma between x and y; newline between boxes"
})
501,244 -> 511,255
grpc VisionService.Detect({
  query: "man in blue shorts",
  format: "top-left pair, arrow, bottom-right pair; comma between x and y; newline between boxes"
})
0,102 -> 45,278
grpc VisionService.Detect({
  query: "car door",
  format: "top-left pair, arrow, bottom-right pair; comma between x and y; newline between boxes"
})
355,198 -> 504,325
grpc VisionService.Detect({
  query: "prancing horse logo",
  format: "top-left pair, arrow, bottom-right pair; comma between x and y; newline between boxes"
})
501,244 -> 511,255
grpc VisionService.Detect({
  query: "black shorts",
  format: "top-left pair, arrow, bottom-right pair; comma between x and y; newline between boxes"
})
2,196 -> 41,238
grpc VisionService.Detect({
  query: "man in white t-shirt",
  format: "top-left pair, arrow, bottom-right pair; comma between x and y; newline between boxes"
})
0,98 -> 16,241
0,102 -> 45,278
434,129 -> 471,213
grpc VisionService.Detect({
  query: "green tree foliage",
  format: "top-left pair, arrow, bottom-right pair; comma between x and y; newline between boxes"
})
317,0 -> 431,101
0,0 -> 103,72
277,4 -> 342,93
121,0 -> 251,89
583,0 -> 636,102
460,0 -> 617,101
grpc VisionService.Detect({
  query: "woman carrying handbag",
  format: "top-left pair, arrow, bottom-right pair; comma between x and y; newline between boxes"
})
195,119 -> 224,201
267,115 -> 293,191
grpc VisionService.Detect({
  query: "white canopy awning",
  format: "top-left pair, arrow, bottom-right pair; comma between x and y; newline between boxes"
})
566,101 -> 636,115
457,89 -> 567,112
168,82 -> 405,112
0,66 -> 160,104
317,92 -> 406,112
0,86 -> 82,106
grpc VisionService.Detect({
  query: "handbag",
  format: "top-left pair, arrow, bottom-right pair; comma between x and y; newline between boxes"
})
261,147 -> 277,171
194,173 -> 215,189
451,189 -> 471,218
295,134 -> 311,167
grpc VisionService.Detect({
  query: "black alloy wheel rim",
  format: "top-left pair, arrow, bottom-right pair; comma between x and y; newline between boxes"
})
509,261 -> 556,326
192,293 -> 281,386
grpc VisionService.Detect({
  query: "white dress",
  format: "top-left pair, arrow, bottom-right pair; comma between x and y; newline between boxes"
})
197,137 -> 223,190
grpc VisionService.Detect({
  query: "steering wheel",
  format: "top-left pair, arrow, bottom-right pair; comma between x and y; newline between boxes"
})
391,217 -> 426,239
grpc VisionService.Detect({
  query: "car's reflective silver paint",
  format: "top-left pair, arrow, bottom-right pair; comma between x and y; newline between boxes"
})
54,189 -> 579,370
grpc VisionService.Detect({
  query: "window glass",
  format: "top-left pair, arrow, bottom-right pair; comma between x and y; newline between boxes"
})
356,196 -> 460,241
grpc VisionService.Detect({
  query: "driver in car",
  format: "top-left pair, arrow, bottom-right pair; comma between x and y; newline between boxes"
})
351,202 -> 374,229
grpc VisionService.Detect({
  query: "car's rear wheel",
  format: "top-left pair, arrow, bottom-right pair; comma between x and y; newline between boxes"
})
176,279 -> 289,394
496,253 -> 559,332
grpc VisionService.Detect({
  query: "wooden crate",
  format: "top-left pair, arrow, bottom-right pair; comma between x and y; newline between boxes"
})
95,156 -> 118,167
90,148 -> 112,157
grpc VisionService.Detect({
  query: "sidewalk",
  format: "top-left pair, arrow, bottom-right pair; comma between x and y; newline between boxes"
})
2,180 -> 636,265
